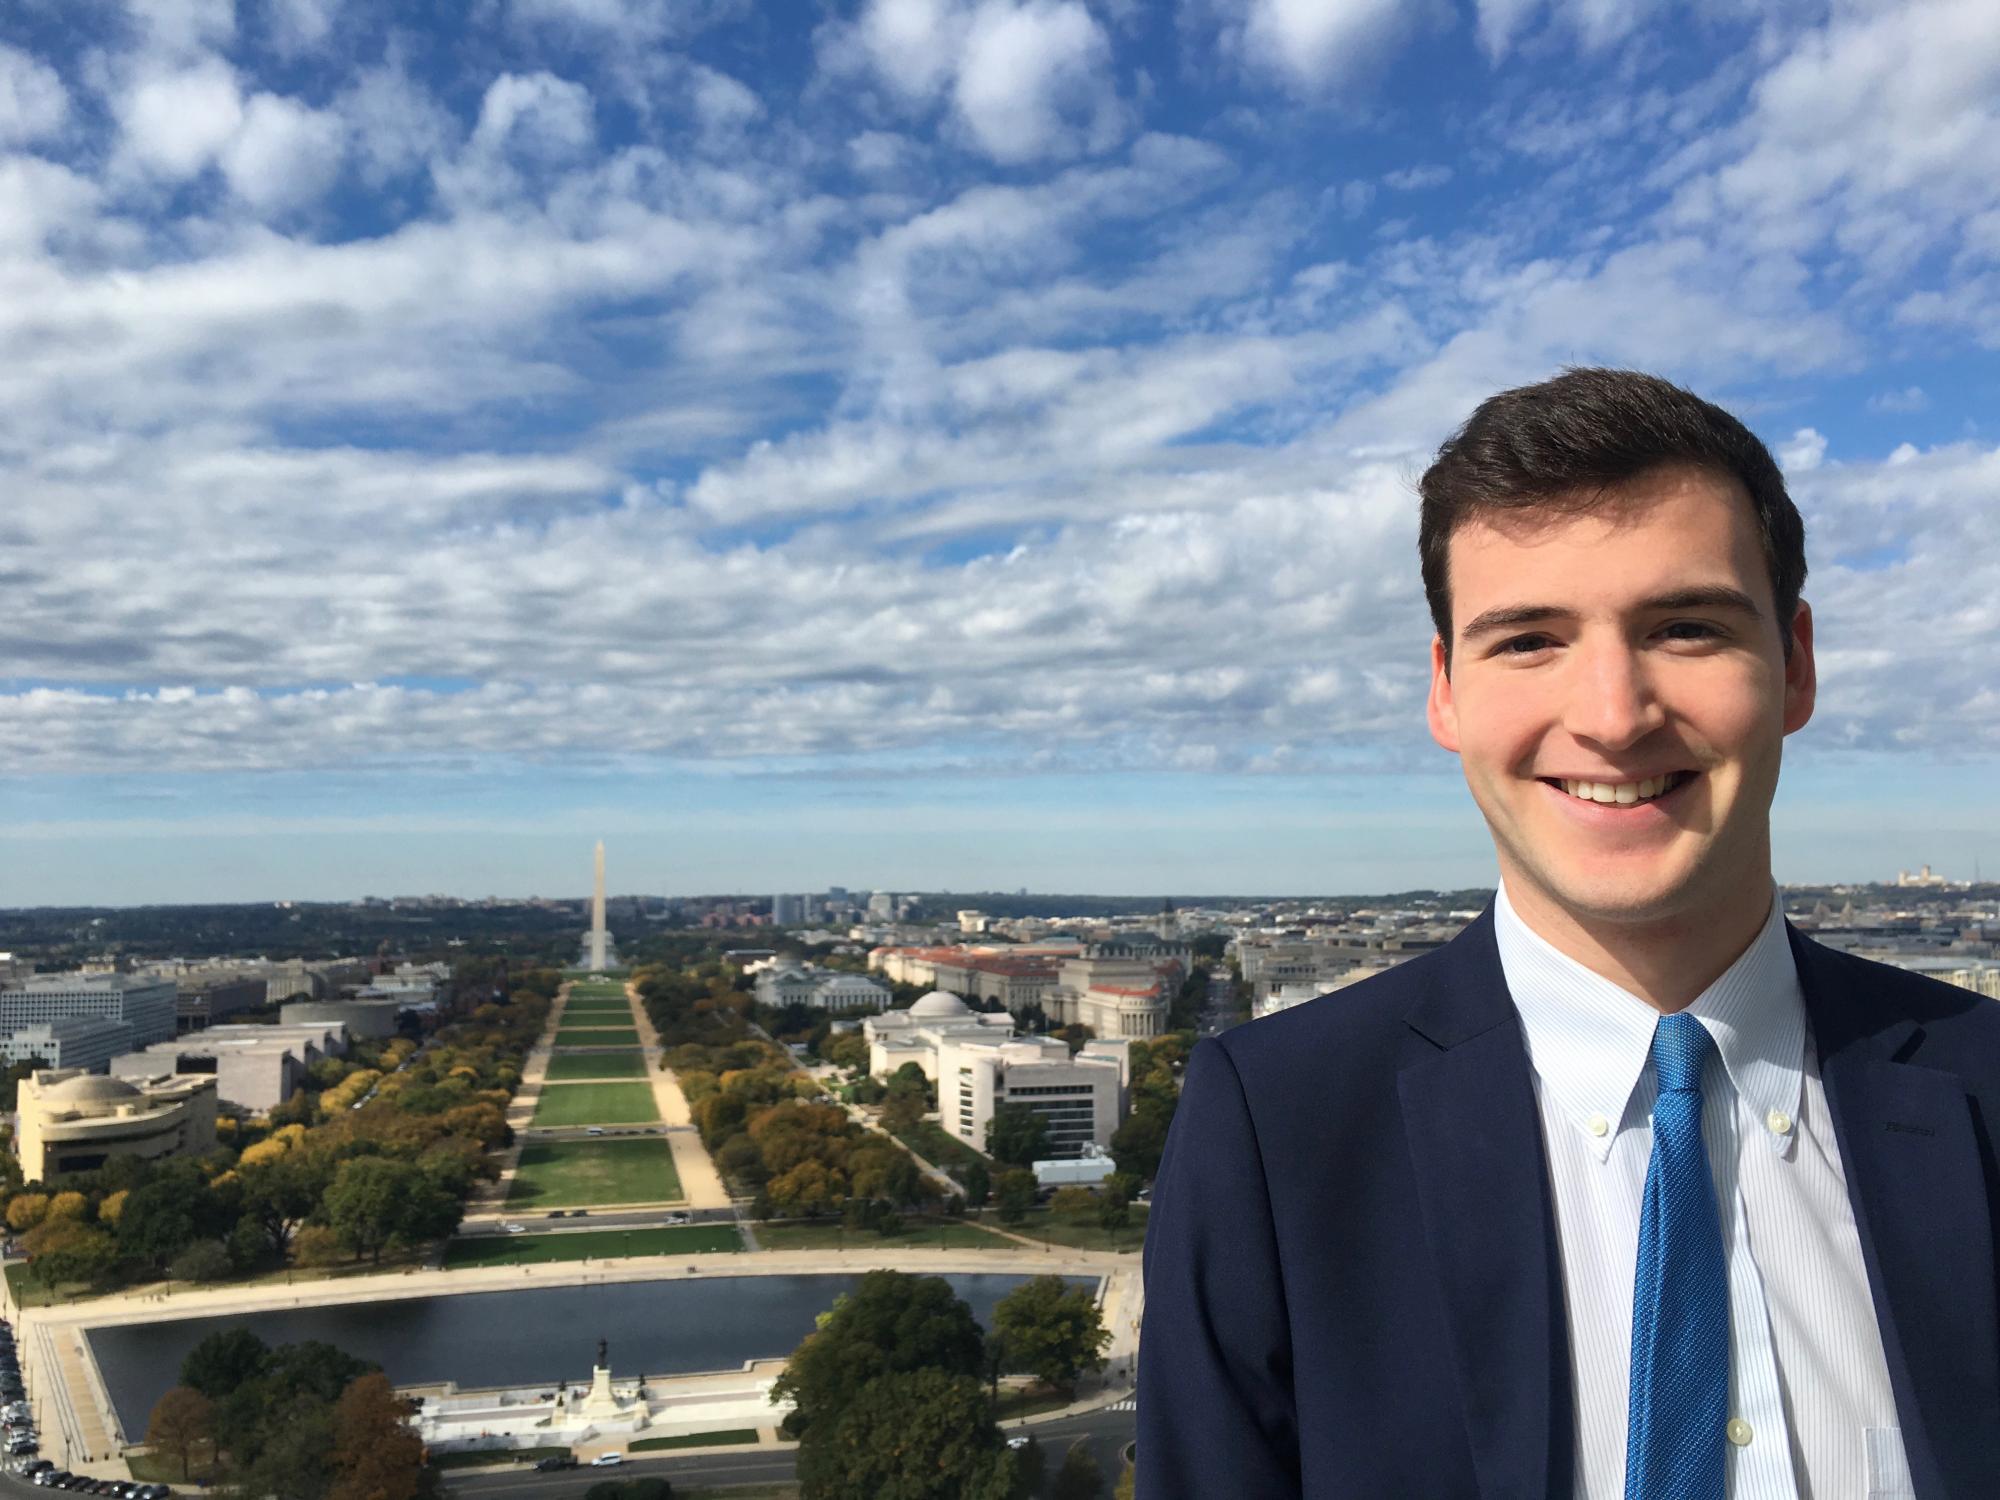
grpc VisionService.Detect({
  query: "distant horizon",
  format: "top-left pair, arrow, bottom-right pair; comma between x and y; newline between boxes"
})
5,872 -> 1990,918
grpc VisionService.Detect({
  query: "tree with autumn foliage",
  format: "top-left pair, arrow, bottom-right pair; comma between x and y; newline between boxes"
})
144,1386 -> 215,1481
328,1372 -> 431,1500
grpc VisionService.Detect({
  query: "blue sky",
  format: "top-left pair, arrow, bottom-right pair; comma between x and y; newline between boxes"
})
4,0 -> 1997,905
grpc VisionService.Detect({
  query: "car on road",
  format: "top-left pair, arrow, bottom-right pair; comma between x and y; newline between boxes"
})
545,1209 -> 568,1218
533,1456 -> 578,1471
586,1126 -> 605,1136
501,1223 -> 527,1234
662,1213 -> 690,1226
590,1452 -> 623,1466
1006,1435 -> 1031,1450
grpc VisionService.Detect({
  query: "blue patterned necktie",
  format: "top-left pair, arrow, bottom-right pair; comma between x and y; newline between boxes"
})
1625,1012 -> 1728,1500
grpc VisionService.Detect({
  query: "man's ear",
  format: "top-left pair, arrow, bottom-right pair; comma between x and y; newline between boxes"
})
1782,599 -> 1816,735
1426,635 -> 1460,752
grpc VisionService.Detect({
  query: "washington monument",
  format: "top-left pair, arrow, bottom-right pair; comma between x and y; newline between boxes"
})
583,840 -> 614,972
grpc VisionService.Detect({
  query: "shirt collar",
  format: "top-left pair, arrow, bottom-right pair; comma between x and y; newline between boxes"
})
1494,882 -> 1804,1162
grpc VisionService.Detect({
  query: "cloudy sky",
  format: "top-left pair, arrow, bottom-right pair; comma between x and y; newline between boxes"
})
4,0 -> 1997,905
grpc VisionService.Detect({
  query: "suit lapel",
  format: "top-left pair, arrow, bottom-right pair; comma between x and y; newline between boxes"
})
1399,912 -> 1572,1500
1796,930 -> 2000,1500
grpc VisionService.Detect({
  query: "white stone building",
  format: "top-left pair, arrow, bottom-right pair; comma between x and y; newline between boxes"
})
861,990 -> 1013,1081
753,964 -> 892,1013
938,1033 -> 1130,1159
110,1022 -> 347,1114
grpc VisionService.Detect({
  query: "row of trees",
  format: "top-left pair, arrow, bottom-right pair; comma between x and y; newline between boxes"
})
145,1330 -> 434,1499
636,964 -> 950,1225
771,1269 -> 1112,1499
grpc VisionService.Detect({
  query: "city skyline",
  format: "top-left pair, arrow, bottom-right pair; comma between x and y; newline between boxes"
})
5,2 -> 1998,905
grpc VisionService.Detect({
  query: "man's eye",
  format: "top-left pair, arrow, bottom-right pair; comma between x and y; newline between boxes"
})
1661,620 -> 1721,641
1497,634 -> 1553,655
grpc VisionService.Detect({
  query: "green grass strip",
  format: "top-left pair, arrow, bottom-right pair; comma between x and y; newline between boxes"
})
505,1138 -> 684,1207
443,1225 -> 738,1266
543,1052 -> 647,1081
530,1082 -> 660,1126
631,1429 -> 761,1452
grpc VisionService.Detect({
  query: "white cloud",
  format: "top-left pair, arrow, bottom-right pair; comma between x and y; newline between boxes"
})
0,43 -> 69,146
953,0 -> 1122,163
1473,0 -> 1666,59
1778,426 -> 1827,471
470,71 -> 597,164
1668,0 -> 2000,283
335,60 -> 460,187
823,0 -> 1124,163
262,0 -> 341,55
1866,385 -> 1928,414
1383,163 -> 1452,191
850,0 -> 967,102
220,93 -> 346,212
116,57 -> 245,180
1220,0 -> 1421,92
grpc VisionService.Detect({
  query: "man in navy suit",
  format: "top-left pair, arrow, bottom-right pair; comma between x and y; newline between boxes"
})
1138,369 -> 2000,1498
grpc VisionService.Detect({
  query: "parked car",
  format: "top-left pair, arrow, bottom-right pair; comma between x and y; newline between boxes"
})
662,1213 -> 690,1225
590,1452 -> 623,1466
585,1126 -> 606,1136
500,1223 -> 527,1234
533,1455 -> 578,1471
545,1210 -> 568,1219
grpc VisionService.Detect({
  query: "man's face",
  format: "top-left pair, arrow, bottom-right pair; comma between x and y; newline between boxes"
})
1426,465 -> 1815,934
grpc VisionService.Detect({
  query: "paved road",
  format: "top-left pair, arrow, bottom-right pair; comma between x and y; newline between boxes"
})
439,1406 -> 1138,1498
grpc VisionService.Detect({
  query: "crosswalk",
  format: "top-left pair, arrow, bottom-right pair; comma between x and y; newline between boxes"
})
1105,1398 -> 1137,1412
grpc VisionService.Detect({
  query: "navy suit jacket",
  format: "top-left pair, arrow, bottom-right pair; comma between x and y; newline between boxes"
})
1137,910 -> 2000,1499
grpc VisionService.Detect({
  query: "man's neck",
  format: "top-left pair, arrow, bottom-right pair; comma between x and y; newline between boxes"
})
1497,875 -> 1776,1014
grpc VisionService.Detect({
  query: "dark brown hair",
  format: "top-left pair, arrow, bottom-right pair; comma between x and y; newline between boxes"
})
1418,367 -> 1806,661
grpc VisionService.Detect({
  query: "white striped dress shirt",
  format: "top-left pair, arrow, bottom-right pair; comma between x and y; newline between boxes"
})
1494,884 -> 1908,1500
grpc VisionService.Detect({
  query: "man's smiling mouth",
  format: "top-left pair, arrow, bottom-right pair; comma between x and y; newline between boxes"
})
1539,770 -> 1698,806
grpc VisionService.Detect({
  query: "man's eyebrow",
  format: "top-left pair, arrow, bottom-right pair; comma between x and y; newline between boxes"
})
1455,586 -> 1764,643
1457,604 -> 1572,642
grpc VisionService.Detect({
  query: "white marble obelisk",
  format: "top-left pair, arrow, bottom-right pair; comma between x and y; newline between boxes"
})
588,840 -> 609,972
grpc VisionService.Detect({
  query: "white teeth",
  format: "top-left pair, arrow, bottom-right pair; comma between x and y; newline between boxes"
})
1560,773 -> 1683,804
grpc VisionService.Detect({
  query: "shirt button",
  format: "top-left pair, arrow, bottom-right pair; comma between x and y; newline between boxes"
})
1586,1114 -> 1610,1138
1767,1109 -> 1793,1136
1727,1418 -> 1754,1447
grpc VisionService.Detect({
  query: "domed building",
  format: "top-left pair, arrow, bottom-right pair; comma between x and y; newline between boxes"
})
16,1066 -> 217,1182
862,990 -> 1012,1080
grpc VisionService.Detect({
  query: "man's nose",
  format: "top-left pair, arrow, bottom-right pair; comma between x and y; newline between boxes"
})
1562,641 -> 1665,749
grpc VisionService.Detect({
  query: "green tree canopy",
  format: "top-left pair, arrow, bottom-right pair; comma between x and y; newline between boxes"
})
994,1168 -> 1037,1226
993,1276 -> 1111,1395
182,1327 -> 270,1398
794,1368 -> 1015,1500
984,1105 -> 1049,1167
1052,1440 -> 1105,1500
770,1270 -> 986,1439
1109,1100 -> 1173,1182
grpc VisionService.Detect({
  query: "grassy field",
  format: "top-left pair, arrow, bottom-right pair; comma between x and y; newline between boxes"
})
753,1217 -> 1012,1251
128,1450 -> 221,1483
543,1052 -> 646,1080
562,995 -> 632,1009
530,1082 -> 660,1126
444,1225 -> 739,1266
506,1137 -> 684,1207
553,1025 -> 641,1046
986,1206 -> 1150,1253
631,1429 -> 761,1451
